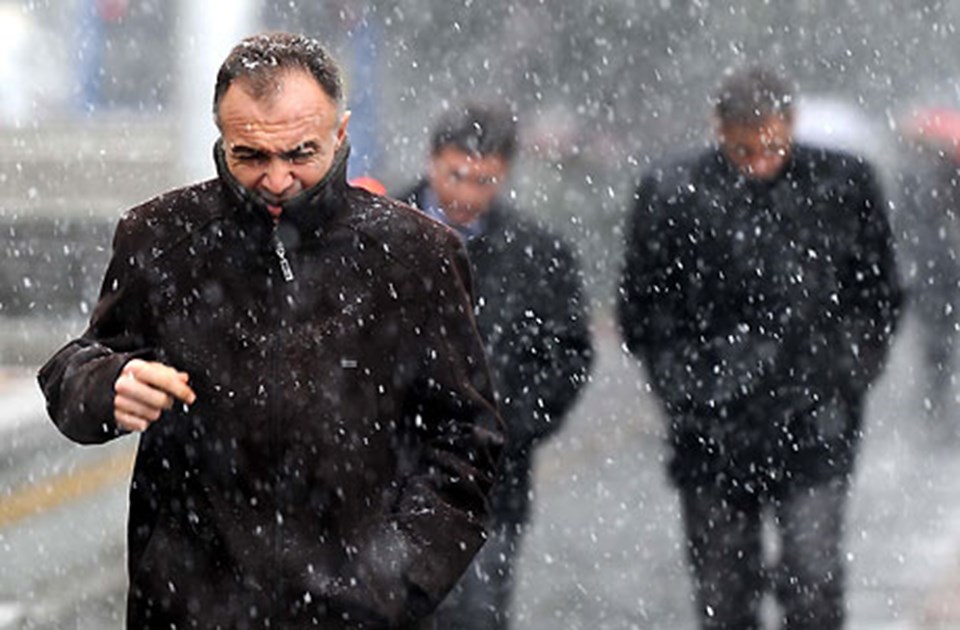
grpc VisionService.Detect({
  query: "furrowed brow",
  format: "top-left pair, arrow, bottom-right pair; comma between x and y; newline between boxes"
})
230,145 -> 266,158
280,141 -> 320,160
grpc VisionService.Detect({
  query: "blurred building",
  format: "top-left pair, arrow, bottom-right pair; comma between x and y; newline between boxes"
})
5,0 -> 960,360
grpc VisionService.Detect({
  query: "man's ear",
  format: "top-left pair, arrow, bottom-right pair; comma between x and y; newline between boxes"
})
712,114 -> 727,144
336,110 -> 352,146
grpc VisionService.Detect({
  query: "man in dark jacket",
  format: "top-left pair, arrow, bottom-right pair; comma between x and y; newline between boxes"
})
397,105 -> 593,629
38,33 -> 503,629
618,66 -> 901,629
896,128 -> 960,418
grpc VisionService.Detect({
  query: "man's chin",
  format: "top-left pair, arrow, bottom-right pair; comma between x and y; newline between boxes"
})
445,208 -> 484,226
742,164 -> 787,181
253,191 -> 298,216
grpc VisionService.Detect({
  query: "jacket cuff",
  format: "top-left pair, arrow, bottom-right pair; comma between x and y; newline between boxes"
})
42,343 -> 154,444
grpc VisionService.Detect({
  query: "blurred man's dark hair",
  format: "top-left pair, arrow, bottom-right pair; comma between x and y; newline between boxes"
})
430,105 -> 518,161
213,32 -> 343,127
714,65 -> 795,125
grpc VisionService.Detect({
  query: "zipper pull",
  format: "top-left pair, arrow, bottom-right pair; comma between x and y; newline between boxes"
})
272,234 -> 295,282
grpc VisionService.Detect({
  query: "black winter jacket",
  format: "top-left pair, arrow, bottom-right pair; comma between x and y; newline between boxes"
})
400,183 -> 593,524
618,144 -> 902,493
38,145 -> 503,629
896,152 -> 960,322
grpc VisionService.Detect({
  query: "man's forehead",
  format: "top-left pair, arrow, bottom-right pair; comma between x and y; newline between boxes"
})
220,117 -> 326,154
219,97 -> 339,153
436,148 -> 507,169
721,113 -> 791,133
221,119 -> 331,159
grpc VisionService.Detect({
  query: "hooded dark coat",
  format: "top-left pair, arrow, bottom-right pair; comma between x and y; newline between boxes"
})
618,144 -> 902,494
38,144 -> 503,629
398,182 -> 593,526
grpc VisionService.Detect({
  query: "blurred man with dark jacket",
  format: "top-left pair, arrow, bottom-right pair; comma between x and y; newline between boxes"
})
397,104 -> 593,629
896,116 -> 960,419
618,66 -> 902,629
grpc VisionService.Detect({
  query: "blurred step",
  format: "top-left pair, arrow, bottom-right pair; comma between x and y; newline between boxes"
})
0,317 -> 88,366
1,217 -> 114,320
0,116 -> 182,219
0,116 -> 188,365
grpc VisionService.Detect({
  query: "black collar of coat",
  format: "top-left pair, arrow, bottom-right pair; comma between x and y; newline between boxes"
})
213,138 -> 351,246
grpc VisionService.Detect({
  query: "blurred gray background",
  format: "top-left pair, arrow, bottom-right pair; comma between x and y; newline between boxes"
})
4,0 -> 960,361
5,1 -> 960,629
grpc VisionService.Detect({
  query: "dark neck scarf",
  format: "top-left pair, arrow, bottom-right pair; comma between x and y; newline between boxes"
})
214,138 -> 351,245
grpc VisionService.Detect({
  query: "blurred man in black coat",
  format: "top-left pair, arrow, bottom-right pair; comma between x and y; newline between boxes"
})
618,66 -> 902,630
896,119 -> 960,419
398,104 -> 593,629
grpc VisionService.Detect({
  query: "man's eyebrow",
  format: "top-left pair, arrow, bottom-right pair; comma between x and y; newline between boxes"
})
230,145 -> 264,156
229,141 -> 320,160
280,141 -> 320,158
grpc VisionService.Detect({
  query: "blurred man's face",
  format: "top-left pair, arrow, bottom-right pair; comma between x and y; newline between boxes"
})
218,69 -> 349,221
718,113 -> 793,181
428,147 -> 509,226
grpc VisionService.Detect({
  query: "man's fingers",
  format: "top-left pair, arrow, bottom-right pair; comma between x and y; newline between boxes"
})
115,392 -> 167,421
115,410 -> 150,433
126,362 -> 197,405
114,373 -> 176,411
166,377 -> 196,405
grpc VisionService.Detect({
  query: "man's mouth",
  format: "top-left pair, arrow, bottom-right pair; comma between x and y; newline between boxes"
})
255,191 -> 286,219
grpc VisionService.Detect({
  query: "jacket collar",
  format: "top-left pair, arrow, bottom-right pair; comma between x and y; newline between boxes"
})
214,138 -> 351,245
407,179 -> 510,240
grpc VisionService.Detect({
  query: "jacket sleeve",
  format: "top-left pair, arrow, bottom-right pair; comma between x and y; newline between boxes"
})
617,175 -> 663,360
617,175 -> 710,412
345,236 -> 504,625
497,242 -> 593,452
37,213 -> 155,444
829,162 -> 903,398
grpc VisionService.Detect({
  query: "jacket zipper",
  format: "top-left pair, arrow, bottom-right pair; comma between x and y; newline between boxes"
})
271,230 -> 295,282
270,318 -> 283,610
268,227 -> 293,606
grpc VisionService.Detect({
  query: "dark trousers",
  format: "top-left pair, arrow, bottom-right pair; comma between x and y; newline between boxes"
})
421,521 -> 521,630
679,478 -> 848,630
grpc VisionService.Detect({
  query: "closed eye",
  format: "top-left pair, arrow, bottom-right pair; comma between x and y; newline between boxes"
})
283,149 -> 317,165
229,142 -> 321,166
232,149 -> 269,164
281,143 -> 320,164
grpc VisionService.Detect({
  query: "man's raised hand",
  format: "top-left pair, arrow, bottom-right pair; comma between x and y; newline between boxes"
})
114,359 -> 197,432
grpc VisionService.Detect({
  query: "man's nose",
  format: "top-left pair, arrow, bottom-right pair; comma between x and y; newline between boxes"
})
261,159 -> 294,195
